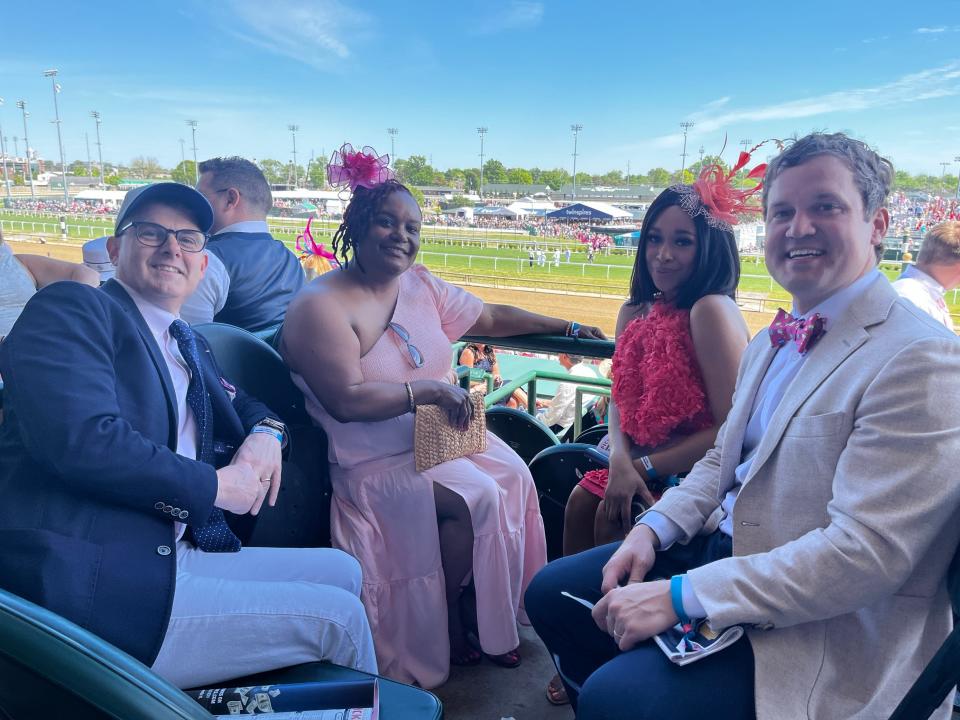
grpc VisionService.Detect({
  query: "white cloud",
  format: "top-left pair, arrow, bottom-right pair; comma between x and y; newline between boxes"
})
916,26 -> 947,33
473,1 -> 544,35
213,0 -> 373,68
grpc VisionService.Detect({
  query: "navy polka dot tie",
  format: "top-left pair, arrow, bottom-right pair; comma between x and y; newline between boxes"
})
169,320 -> 241,553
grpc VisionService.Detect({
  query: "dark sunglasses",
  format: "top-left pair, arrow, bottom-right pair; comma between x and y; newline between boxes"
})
389,322 -> 424,368
118,221 -> 208,253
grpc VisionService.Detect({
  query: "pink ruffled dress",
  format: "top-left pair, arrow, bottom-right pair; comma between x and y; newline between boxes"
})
291,265 -> 547,689
579,302 -> 713,498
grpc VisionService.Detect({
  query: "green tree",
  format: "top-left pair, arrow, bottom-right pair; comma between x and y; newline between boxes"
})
482,159 -> 507,184
647,167 -> 671,186
69,160 -> 90,176
258,159 -> 286,185
540,168 -> 570,191
462,168 -> 480,192
574,171 -> 592,187
104,174 -> 122,186
306,155 -> 329,189
13,172 -> 24,186
599,170 -> 623,185
506,167 -> 533,185
444,169 -> 466,189
408,186 -> 426,207
395,155 -> 436,186
171,160 -> 197,185
129,156 -> 163,179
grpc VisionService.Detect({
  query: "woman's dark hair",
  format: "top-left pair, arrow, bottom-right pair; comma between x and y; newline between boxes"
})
627,188 -> 740,309
332,179 -> 414,271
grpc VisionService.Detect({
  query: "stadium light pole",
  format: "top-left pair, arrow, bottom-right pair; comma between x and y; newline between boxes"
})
84,131 -> 92,178
90,111 -> 104,188
11,136 -> 18,158
186,120 -> 199,184
16,100 -> 35,200
477,127 -> 487,198
44,69 -> 69,203
955,156 -> 960,199
679,121 -> 694,180
939,161 -> 951,197
387,128 -> 398,166
699,145 -> 705,169
0,98 -> 10,199
738,138 -> 753,189
178,138 -> 185,165
571,124 -> 583,199
288,124 -> 299,187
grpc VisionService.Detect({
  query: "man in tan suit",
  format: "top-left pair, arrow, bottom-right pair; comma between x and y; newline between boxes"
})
527,133 -> 960,719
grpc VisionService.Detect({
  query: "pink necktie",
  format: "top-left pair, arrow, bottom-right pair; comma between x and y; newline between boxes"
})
769,308 -> 827,355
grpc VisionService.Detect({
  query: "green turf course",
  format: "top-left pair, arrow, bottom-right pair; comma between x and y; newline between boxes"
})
4,211 -> 954,314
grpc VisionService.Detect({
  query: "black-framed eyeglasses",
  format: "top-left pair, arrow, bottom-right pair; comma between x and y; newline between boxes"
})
388,322 -> 424,368
118,221 -> 208,253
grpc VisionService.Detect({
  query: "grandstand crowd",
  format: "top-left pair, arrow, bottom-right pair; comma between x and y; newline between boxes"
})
2,132 -> 960,719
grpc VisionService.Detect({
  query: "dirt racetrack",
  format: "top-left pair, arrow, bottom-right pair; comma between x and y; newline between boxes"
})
5,238 -> 774,336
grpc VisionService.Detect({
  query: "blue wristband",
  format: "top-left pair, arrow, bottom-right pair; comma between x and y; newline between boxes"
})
251,425 -> 283,443
670,575 -> 692,627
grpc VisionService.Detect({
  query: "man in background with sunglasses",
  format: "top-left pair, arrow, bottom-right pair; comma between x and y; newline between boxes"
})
181,156 -> 305,332
0,183 -> 376,687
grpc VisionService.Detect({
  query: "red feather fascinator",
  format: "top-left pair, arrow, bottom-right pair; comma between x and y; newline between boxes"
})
673,138 -> 782,229
327,143 -> 395,191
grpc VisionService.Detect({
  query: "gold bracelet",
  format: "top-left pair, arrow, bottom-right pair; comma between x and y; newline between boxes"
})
404,381 -> 416,413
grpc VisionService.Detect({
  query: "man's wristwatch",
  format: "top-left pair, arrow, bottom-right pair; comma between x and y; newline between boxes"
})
253,417 -> 288,449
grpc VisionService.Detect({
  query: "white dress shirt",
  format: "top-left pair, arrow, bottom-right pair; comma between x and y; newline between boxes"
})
118,280 -> 199,540
642,270 -> 884,616
179,220 -> 270,325
892,264 -> 954,331
538,361 -> 599,430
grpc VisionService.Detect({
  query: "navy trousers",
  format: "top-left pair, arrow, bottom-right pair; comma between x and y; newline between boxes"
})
526,533 -> 756,719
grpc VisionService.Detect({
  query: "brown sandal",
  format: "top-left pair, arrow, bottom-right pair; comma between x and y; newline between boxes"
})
546,674 -> 570,705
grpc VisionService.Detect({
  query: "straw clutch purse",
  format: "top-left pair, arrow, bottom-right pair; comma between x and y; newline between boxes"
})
414,391 -> 487,472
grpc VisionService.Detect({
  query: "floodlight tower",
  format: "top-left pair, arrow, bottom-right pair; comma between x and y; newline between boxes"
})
16,100 -> 35,200
44,69 -> 69,202
387,128 -> 398,166
0,98 -> 10,199
90,111 -> 104,187
477,127 -> 488,198
186,120 -> 199,184
571,124 -> 583,199
738,138 -> 753,188
679,121 -> 694,179
955,155 -> 960,199
288,125 -> 299,187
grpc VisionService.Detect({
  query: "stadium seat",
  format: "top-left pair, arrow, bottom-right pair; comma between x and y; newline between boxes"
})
484,405 -> 559,465
528,443 -> 609,560
0,587 -> 442,720
249,322 -> 282,349
194,322 -> 332,549
889,545 -> 960,719
574,423 -> 608,446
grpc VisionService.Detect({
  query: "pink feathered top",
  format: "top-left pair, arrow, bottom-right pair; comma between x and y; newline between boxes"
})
612,301 -> 713,448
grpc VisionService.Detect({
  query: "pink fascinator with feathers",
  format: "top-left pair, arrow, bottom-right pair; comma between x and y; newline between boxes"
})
327,143 -> 395,191
296,217 -> 339,264
672,138 -> 783,230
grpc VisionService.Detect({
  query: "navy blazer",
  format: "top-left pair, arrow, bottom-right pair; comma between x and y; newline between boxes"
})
0,280 -> 276,666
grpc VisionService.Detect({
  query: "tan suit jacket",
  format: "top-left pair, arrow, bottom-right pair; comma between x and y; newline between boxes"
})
653,275 -> 960,719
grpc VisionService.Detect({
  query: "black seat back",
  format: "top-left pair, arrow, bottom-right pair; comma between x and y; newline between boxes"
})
889,545 -> 960,719
574,424 -> 608,446
194,322 -> 331,548
0,588 -> 208,719
485,406 -> 559,465
529,444 -> 609,560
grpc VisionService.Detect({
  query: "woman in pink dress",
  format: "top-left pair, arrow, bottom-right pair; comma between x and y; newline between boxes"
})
279,145 -> 605,689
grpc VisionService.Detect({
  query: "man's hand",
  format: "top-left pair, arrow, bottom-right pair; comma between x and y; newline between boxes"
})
600,523 -> 659,594
232,431 -> 283,514
592,579 -> 677,651
214,462 -> 260,515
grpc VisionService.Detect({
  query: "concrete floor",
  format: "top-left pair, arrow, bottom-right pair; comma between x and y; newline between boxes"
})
433,625 -> 574,720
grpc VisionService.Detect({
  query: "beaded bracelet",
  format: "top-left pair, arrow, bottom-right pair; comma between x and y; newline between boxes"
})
404,381 -> 416,414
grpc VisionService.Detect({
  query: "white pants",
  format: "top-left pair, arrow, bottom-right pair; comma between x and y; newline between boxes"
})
151,542 -> 377,688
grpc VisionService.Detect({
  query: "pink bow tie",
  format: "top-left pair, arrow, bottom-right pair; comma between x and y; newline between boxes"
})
769,308 -> 827,355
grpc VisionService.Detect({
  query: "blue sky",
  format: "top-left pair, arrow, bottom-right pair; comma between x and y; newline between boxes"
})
1,0 -> 958,175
